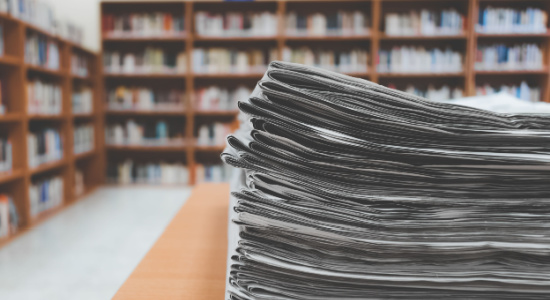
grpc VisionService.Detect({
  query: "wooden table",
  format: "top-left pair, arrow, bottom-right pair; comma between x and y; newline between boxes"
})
113,183 -> 230,300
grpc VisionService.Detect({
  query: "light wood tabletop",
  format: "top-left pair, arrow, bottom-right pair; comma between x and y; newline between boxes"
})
113,183 -> 230,300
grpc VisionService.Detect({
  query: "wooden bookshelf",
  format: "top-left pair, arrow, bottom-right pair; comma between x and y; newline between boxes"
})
0,14 -> 104,247
100,0 -> 550,187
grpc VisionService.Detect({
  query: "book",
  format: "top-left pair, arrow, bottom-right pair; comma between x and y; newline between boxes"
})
106,86 -> 186,112
107,159 -> 189,185
477,6 -> 548,34
74,124 -> 94,154
24,32 -> 60,70
102,12 -> 185,37
475,43 -> 543,71
282,47 -> 368,73
0,195 -> 18,238
378,46 -> 463,73
71,53 -> 89,77
388,83 -> 463,101
286,10 -> 369,36
195,11 -> 277,37
192,48 -> 277,74
195,86 -> 250,112
197,122 -> 232,146
195,164 -> 233,183
27,79 -> 62,115
385,8 -> 465,36
72,87 -> 93,114
27,128 -> 63,168
476,81 -> 541,102
103,48 -> 186,74
0,136 -> 12,173
105,120 -> 184,147
29,175 -> 63,217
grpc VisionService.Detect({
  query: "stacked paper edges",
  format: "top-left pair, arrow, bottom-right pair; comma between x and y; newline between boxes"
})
222,61 -> 550,299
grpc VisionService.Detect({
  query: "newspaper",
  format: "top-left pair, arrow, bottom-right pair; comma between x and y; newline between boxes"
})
223,61 -> 550,299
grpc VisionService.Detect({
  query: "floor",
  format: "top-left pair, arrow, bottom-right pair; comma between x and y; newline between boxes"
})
0,186 -> 192,300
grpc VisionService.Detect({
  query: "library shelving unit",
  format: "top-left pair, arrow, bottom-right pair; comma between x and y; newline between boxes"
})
0,13 -> 103,247
100,0 -> 550,186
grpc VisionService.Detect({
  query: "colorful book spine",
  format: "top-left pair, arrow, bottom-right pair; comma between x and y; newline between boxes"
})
385,9 -> 464,36
24,33 -> 60,70
27,129 -> 63,168
106,120 -> 184,146
27,79 -> 62,115
195,11 -> 277,37
195,86 -> 250,111
102,13 -> 185,37
107,160 -> 189,185
197,122 -> 232,146
72,87 -> 93,114
476,81 -> 541,102
282,47 -> 368,73
475,43 -> 543,71
29,176 -> 63,217
106,87 -> 186,111
477,7 -> 548,33
286,11 -> 369,36
103,48 -> 186,74
378,46 -> 463,73
192,48 -> 277,74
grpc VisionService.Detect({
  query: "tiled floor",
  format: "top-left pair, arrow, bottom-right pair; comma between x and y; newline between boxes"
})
0,186 -> 191,300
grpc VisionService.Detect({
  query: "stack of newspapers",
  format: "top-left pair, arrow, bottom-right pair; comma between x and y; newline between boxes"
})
222,61 -> 550,299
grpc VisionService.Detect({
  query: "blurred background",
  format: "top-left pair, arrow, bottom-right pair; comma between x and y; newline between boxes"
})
0,0 -> 549,299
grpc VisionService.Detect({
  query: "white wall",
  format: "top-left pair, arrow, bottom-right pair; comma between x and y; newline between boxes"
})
49,0 -> 101,52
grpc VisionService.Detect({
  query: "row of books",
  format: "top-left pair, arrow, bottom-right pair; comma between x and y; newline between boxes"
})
106,87 -> 185,112
195,11 -> 277,37
25,33 -> 60,70
103,49 -> 186,74
196,164 -> 233,183
192,48 -> 276,74
197,122 -> 232,147
286,11 -> 368,37
378,46 -> 463,74
0,24 -> 4,57
27,80 -> 62,115
27,129 -> 63,168
0,137 -> 12,173
71,53 -> 89,77
476,7 -> 548,34
29,175 -> 63,217
195,86 -> 250,112
476,82 -> 541,102
474,43 -> 543,71
282,47 -> 368,73
0,195 -> 18,239
388,84 -> 464,101
108,160 -> 189,185
0,0 -> 84,44
74,124 -> 94,155
0,80 -> 5,115
74,169 -> 84,197
102,13 -> 185,37
385,9 -> 464,36
72,88 -> 93,114
106,120 -> 183,146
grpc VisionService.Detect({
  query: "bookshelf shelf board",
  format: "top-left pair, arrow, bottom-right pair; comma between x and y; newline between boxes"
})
0,169 -> 25,185
377,72 -> 465,78
104,73 -> 186,79
193,73 -> 264,79
194,35 -> 277,42
24,23 -> 63,42
285,35 -> 371,41
102,34 -> 187,42
379,34 -> 467,40
0,113 -> 24,122
72,113 -> 95,119
474,69 -> 549,75
106,145 -> 189,152
74,150 -> 97,161
194,110 -> 239,117
0,55 -> 22,66
105,110 -> 186,116
26,65 -> 66,77
28,114 -> 66,121
29,159 -> 67,176
475,32 -> 550,38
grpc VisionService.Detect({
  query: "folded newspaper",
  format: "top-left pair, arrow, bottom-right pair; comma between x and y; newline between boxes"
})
222,61 -> 550,299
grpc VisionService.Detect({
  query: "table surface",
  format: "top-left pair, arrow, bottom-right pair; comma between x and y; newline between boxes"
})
113,183 -> 230,300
